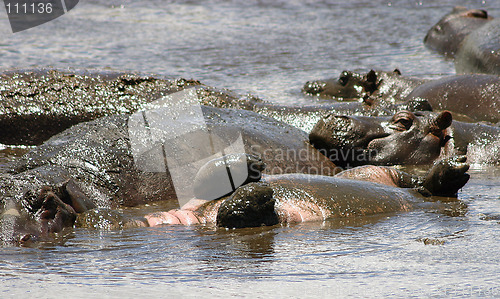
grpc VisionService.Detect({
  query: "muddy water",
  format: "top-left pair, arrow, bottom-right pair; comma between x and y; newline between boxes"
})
0,1 -> 499,298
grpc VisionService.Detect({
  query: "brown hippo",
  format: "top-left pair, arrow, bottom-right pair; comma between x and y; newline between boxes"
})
424,7 -> 500,75
0,103 -> 340,245
0,69 -> 200,145
455,18 -> 500,75
424,6 -> 492,58
0,102 -> 472,244
404,74 -> 500,123
144,155 -> 470,228
303,69 -> 500,123
302,69 -> 426,104
309,111 -> 500,166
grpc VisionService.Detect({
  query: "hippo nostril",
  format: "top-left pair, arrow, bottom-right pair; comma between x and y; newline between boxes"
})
303,81 -> 326,94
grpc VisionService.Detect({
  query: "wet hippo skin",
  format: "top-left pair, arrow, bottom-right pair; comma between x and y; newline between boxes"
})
424,6 -> 491,58
404,74 -> 500,123
0,105 -> 338,244
145,156 -> 470,229
0,69 -> 433,146
302,69 -> 426,104
424,6 -> 500,75
303,68 -> 500,123
0,69 -> 201,145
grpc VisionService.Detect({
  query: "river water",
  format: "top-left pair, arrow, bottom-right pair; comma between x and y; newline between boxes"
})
0,0 -> 499,298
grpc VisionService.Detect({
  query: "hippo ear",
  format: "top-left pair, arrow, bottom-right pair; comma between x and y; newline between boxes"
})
435,111 -> 453,130
366,70 -> 377,83
465,9 -> 488,19
362,70 -> 379,94
62,180 -> 96,213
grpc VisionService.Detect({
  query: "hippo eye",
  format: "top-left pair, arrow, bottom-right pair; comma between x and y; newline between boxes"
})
433,24 -> 443,33
338,71 -> 350,86
394,118 -> 412,130
390,114 -> 414,131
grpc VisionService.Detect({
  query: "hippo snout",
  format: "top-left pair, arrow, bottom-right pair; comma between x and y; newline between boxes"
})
310,114 -> 388,150
303,80 -> 326,95
309,114 -> 389,166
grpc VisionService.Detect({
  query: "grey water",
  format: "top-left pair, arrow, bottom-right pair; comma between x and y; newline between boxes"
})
0,0 -> 499,297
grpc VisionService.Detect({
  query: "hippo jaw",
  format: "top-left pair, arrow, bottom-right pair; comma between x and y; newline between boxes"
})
310,111 -> 453,167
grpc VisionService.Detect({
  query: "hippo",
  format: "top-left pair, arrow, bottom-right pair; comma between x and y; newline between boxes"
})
0,69 -> 433,146
424,7 -> 500,75
424,6 -> 492,58
0,103 -> 341,245
404,74 -> 500,123
304,69 -> 500,123
309,110 -> 500,167
0,69 -> 249,145
302,69 -> 426,104
455,18 -> 500,75
144,155 -> 470,228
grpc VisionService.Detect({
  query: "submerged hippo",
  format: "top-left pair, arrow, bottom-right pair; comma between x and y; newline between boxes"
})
0,99 -> 474,244
303,68 -> 500,123
302,69 -> 426,104
0,69 -> 197,145
424,6 -> 491,58
144,155 -> 470,228
310,110 -> 500,166
0,69 -> 269,145
424,7 -> 500,75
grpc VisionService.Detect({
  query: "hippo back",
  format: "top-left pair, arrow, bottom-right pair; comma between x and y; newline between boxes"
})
405,74 -> 500,123
11,106 -> 339,208
455,19 -> 500,75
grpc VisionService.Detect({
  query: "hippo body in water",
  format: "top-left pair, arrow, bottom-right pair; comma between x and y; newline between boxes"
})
404,74 -> 500,123
455,19 -> 500,75
145,155 -> 470,229
0,69 -> 201,145
0,100 -> 471,244
302,69 -> 426,104
424,6 -> 491,58
424,7 -> 500,75
310,111 -> 500,166
1,105 -> 341,244
304,69 -> 500,123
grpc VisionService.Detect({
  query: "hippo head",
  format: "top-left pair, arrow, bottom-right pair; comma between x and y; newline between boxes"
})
424,6 -> 491,57
0,180 -> 93,246
302,69 -> 402,100
309,110 -> 453,167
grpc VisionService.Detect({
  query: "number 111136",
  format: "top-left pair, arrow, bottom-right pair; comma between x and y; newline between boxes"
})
6,2 -> 54,14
